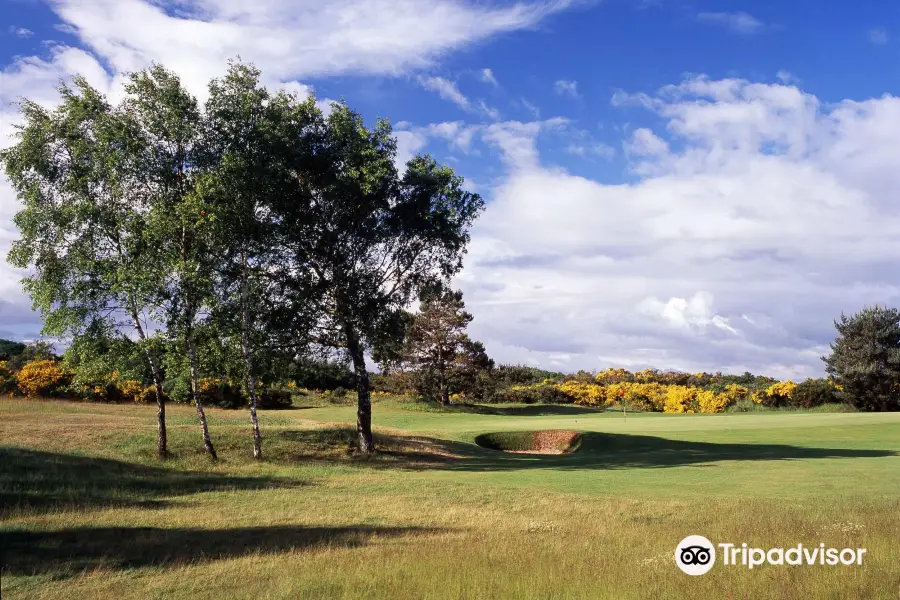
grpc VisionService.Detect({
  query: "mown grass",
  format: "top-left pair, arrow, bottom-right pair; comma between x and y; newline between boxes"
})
1,396 -> 899,599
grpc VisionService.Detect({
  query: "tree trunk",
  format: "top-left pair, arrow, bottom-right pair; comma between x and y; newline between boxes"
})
241,251 -> 262,460
189,335 -> 217,460
130,310 -> 167,459
438,361 -> 450,405
147,350 -> 168,458
345,325 -> 374,453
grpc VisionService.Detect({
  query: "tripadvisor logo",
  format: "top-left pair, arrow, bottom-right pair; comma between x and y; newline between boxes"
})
674,535 -> 867,575
675,535 -> 716,575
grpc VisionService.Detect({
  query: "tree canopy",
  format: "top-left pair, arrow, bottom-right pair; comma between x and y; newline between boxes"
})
2,59 -> 484,456
823,305 -> 900,411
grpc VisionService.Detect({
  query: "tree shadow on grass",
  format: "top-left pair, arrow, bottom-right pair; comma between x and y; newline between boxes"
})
0,448 -> 304,516
0,524 -> 446,576
438,403 -> 605,417
270,427 -> 896,472
434,431 -> 897,472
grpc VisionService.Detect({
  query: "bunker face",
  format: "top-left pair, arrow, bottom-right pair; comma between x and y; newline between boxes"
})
474,430 -> 582,455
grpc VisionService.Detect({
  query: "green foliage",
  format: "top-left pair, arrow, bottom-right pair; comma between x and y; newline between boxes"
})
789,378 -> 837,409
288,359 -> 356,390
496,382 -> 573,404
823,305 -> 900,411
0,339 -> 26,361
5,342 -> 56,372
63,327 -> 150,389
256,389 -> 293,410
389,289 -> 494,403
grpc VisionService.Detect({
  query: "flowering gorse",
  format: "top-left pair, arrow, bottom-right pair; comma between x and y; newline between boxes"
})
15,360 -> 70,397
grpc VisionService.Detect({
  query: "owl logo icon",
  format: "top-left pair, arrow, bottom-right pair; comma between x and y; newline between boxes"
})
675,535 -> 716,575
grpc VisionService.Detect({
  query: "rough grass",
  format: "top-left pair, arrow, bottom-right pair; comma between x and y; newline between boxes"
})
1,397 -> 899,599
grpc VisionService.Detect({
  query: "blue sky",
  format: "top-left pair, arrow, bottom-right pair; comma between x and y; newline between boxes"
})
1,0 -> 899,377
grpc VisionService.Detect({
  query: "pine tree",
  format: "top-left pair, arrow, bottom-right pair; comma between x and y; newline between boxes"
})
823,305 -> 900,411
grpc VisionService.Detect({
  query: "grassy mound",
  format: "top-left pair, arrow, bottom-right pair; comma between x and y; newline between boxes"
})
474,430 -> 582,454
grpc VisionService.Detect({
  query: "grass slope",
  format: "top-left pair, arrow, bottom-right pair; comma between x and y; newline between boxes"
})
1,397 -> 899,599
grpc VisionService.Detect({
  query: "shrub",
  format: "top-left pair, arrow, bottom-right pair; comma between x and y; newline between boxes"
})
499,382 -> 572,404
0,339 -> 26,361
257,388 -> 293,409
15,360 -> 70,397
789,378 -> 837,409
0,361 -> 16,395
760,381 -> 797,407
728,397 -> 770,412
5,341 -> 56,372
136,386 -> 167,405
601,382 -> 666,411
555,380 -> 607,406
197,378 -> 246,408
594,368 -> 634,385
663,385 -> 698,413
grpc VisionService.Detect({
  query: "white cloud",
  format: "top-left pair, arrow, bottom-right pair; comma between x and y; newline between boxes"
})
776,70 -> 799,85
480,68 -> 499,87
554,79 -> 579,98
457,76 -> 900,377
418,75 -> 500,119
419,75 -> 472,110
521,98 -> 540,118
566,143 -> 615,159
10,27 -> 34,38
869,27 -> 889,45
24,0 -> 574,101
625,128 -> 668,157
697,11 -> 765,35
638,292 -> 737,334
0,0 -> 576,341
482,117 -> 568,168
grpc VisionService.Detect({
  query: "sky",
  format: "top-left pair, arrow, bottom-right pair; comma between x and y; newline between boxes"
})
1,0 -> 899,378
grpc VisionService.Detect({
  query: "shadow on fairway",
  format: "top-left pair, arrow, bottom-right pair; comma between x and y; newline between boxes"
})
436,403 -> 604,417
270,427 -> 896,472
0,448 -> 304,516
431,431 -> 897,472
0,524 -> 446,575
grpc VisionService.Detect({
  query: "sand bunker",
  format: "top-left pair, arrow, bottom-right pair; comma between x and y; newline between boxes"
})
474,430 -> 582,455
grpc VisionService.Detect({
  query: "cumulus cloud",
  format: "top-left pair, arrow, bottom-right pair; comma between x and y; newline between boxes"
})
456,76 -> 900,377
10,27 -> 34,38
697,11 -> 765,35
638,292 -> 737,334
0,0 -> 574,341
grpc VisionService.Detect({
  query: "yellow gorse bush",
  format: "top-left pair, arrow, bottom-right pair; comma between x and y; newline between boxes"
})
0,360 -> 16,396
663,385 -> 698,413
555,380 -> 607,406
508,372 -> 756,414
764,380 -> 797,404
16,360 -> 69,397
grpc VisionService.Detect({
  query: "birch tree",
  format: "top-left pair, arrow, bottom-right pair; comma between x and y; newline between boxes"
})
2,78 -> 172,457
200,62 -> 320,459
281,104 -> 485,452
123,66 -> 218,459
